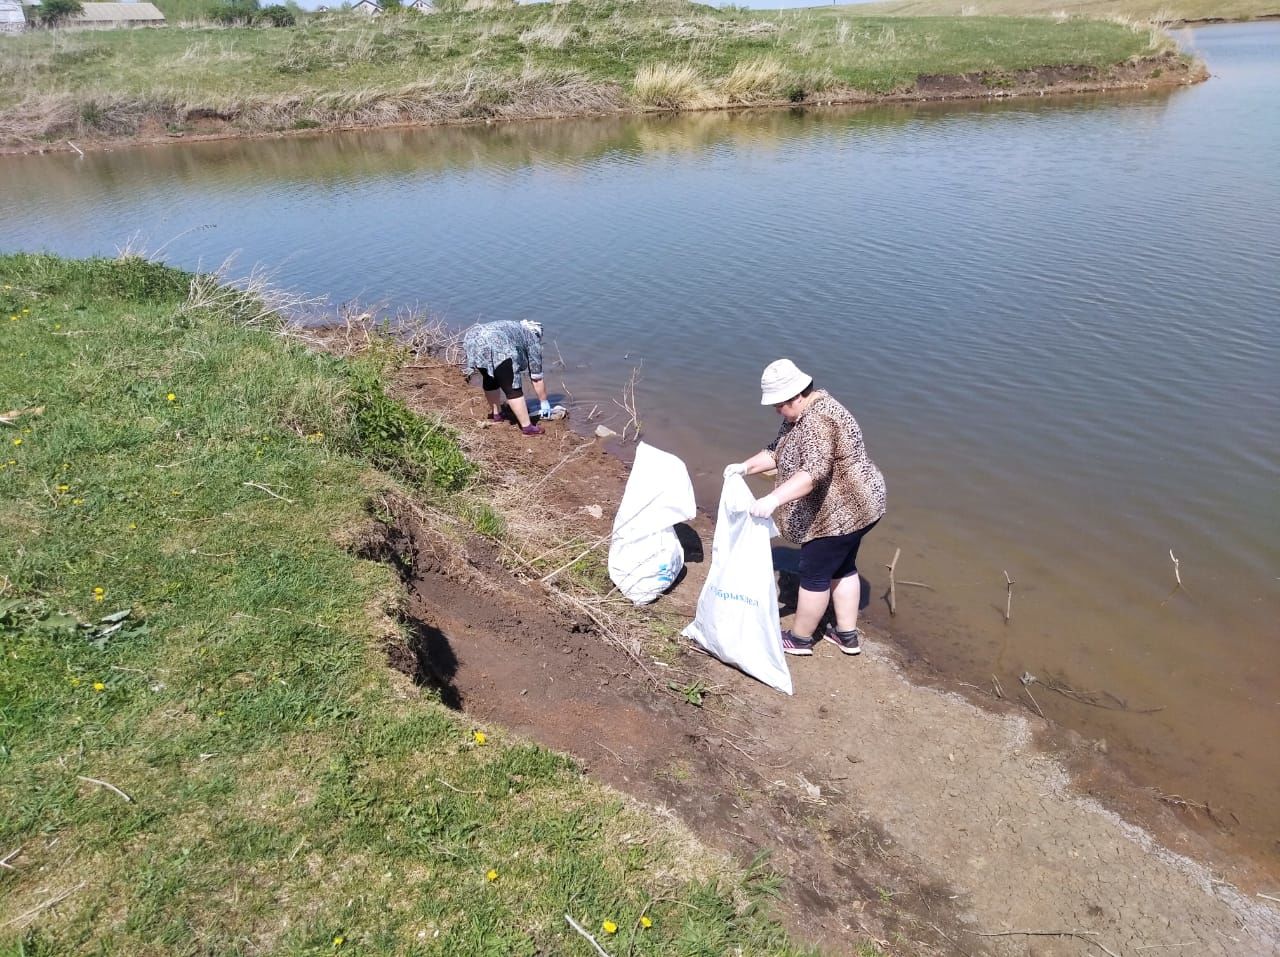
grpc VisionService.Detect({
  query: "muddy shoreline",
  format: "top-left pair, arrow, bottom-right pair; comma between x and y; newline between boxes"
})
366,350 -> 1280,955
0,53 -> 1204,157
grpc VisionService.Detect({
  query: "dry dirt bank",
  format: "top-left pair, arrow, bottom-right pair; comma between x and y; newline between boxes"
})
368,355 -> 1280,956
1,53 -> 1204,157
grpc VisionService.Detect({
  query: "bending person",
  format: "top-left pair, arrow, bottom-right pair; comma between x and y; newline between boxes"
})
461,319 -> 551,436
724,359 -> 886,657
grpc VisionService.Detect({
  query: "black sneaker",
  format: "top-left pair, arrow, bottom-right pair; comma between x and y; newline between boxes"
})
781,629 -> 817,656
823,624 -> 862,656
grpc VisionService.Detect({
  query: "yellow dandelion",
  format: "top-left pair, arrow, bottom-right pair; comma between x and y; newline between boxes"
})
93,682 -> 105,692
57,484 -> 69,492
640,915 -> 653,929
602,920 -> 618,935
128,522 -> 138,530
7,316 -> 16,322
166,392 -> 176,402
92,587 -> 104,601
21,308 -> 29,314
473,730 -> 487,745
11,438 -> 21,446
485,869 -> 498,882
332,934 -> 345,948
73,498 -> 84,506
54,323 -> 61,330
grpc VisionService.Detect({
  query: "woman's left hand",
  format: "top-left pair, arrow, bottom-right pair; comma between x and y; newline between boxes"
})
749,494 -> 779,518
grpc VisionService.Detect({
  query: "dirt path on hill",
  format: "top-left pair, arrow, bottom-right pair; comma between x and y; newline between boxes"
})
377,359 -> 1280,956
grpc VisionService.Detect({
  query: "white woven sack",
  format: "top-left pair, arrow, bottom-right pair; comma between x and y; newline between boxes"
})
682,475 -> 792,695
608,442 -> 696,605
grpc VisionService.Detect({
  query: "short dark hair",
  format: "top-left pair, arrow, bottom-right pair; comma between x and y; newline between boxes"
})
799,380 -> 815,397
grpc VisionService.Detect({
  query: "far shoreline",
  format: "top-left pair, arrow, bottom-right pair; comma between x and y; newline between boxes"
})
0,52 -> 1205,158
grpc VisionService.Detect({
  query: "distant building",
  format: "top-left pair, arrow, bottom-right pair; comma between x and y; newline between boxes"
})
0,0 -> 29,33
67,2 -> 167,28
347,0 -> 438,15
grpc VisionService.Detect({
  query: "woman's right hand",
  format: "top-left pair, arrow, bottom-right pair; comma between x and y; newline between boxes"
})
723,462 -> 748,479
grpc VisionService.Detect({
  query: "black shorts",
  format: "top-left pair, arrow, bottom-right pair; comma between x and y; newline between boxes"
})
797,519 -> 880,591
480,358 -> 523,399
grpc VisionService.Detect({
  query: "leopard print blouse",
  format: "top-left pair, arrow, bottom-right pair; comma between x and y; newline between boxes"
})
766,390 -> 886,544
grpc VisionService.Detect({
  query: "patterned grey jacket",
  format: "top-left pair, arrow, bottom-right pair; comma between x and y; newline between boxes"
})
461,320 -> 544,388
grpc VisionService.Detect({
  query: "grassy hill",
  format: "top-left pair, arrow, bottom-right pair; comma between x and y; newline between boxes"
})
0,252 -> 815,956
0,0 -> 1185,147
831,0 -> 1280,22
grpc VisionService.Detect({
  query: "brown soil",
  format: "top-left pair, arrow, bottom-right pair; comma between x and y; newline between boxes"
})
0,54 -> 1205,157
367,356 -> 1280,956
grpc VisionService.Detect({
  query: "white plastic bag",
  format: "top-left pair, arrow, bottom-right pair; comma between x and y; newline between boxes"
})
682,475 -> 792,695
608,442 -> 696,605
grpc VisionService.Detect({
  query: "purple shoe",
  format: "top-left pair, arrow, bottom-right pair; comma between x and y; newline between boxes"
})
521,424 -> 545,436
823,624 -> 862,656
489,412 -> 505,422
781,629 -> 817,656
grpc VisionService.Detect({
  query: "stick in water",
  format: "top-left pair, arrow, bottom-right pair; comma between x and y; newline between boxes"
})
1003,570 -> 1015,624
885,547 -> 901,616
1169,549 -> 1181,588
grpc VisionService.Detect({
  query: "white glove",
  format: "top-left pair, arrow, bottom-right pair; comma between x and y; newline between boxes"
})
723,462 -> 747,479
749,493 -> 780,518
539,400 -> 552,417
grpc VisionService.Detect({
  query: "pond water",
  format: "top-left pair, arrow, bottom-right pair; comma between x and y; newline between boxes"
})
3,23 -> 1277,873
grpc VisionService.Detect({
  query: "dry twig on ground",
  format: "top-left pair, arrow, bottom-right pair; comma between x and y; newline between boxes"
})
1,882 -> 87,930
967,928 -> 1119,957
77,775 -> 133,803
564,913 -> 615,957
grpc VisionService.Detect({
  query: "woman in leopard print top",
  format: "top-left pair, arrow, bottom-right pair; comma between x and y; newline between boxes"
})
725,359 -> 886,658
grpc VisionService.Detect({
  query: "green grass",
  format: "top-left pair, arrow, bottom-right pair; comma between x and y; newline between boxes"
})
0,253 -> 813,956
0,0 -> 1177,145
833,0 -> 1279,22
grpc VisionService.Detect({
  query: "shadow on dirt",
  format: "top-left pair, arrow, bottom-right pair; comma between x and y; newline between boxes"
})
350,503 -> 465,709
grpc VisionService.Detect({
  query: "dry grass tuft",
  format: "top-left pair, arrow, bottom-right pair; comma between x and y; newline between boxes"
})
632,62 -> 718,110
718,57 -> 786,103
519,23 -> 573,49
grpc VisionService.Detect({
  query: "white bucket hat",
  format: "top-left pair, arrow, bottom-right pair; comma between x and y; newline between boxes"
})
760,359 -> 813,405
